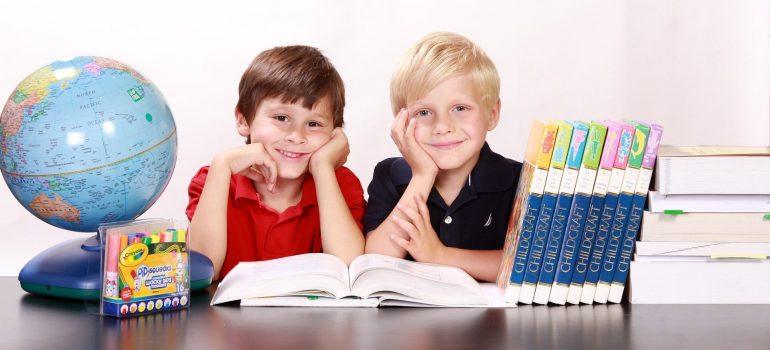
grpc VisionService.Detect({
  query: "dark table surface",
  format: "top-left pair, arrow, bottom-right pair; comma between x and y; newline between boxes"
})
2,277 -> 770,349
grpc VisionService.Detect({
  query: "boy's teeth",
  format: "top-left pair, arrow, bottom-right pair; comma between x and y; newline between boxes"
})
279,150 -> 302,158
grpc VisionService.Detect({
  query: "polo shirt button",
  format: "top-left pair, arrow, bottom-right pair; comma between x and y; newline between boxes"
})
444,216 -> 453,224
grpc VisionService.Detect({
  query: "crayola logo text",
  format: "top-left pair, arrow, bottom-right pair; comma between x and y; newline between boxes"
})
120,243 -> 149,266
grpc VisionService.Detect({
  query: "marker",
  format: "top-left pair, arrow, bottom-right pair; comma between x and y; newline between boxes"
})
162,229 -> 175,243
104,234 -> 120,299
120,234 -> 128,251
131,269 -> 141,292
176,229 -> 186,243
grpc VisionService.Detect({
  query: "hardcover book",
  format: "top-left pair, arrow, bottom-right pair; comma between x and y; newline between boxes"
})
497,121 -> 558,303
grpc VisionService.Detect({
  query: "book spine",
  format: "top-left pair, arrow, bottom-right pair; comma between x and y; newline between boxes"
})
500,121 -> 558,303
530,122 -> 589,304
608,123 -> 662,303
567,121 -> 623,304
581,122 -> 635,304
595,122 -> 650,303
550,122 -> 607,305
519,121 -> 572,304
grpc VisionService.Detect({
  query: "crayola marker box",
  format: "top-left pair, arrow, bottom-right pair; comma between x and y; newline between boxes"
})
99,218 -> 190,317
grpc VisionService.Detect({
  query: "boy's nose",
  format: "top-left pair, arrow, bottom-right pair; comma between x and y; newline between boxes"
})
432,114 -> 455,135
285,130 -> 307,144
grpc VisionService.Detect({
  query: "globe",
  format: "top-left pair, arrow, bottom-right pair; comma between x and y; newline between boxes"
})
0,56 -> 177,232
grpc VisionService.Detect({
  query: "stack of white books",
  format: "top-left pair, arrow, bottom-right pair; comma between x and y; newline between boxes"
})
630,146 -> 770,304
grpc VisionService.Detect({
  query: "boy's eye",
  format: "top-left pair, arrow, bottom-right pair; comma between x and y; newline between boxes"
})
453,105 -> 469,112
308,121 -> 324,128
273,115 -> 288,122
415,109 -> 431,118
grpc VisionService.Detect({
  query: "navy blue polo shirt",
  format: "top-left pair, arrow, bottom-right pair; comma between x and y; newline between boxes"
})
363,143 -> 522,250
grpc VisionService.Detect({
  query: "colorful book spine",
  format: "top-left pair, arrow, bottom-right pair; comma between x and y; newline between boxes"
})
497,121 -> 558,303
580,123 -> 635,304
529,122 -> 589,304
549,122 -> 607,305
594,122 -> 650,303
518,121 -> 573,304
565,121 -> 622,304
607,123 -> 663,303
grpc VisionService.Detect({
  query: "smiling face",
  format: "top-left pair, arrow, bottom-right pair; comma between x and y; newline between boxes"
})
237,95 -> 334,180
407,74 -> 500,172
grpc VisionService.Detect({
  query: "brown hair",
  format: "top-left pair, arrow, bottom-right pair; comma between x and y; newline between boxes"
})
237,45 -> 345,128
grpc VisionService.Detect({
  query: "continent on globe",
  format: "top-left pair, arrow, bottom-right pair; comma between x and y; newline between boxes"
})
28,193 -> 81,223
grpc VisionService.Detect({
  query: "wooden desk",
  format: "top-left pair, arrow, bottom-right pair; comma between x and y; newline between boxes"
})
2,277 -> 769,349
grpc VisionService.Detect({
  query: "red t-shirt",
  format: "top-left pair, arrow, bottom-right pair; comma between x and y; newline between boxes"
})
186,166 -> 366,279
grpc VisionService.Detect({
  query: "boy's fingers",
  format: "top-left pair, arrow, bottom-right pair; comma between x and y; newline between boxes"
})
404,117 -> 417,146
390,109 -> 405,139
263,157 -> 278,185
391,214 -> 418,240
389,234 -> 411,251
396,204 -> 422,232
243,168 -> 266,183
414,195 -> 431,232
392,108 -> 410,144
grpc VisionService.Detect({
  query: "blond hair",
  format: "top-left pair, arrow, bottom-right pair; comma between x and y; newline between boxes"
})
390,32 -> 500,115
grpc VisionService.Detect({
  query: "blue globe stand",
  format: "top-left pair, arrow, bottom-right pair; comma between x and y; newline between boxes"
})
18,234 -> 214,300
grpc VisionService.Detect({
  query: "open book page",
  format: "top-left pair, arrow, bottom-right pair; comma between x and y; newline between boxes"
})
378,283 -> 515,308
347,254 -> 488,306
211,253 -> 351,305
240,295 -> 380,308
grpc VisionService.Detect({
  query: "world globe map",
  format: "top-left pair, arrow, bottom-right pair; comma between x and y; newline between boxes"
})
0,56 -> 177,232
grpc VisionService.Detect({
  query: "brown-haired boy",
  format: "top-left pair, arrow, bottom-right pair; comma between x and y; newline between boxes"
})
187,46 -> 365,280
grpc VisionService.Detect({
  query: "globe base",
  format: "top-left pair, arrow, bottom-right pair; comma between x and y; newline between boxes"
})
18,235 -> 214,300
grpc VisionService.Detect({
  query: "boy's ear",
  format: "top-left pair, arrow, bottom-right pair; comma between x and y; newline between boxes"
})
486,99 -> 501,131
234,108 -> 251,138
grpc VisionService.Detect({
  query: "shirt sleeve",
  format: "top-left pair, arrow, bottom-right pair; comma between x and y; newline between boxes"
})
335,167 -> 367,232
185,166 -> 210,222
362,158 -> 401,234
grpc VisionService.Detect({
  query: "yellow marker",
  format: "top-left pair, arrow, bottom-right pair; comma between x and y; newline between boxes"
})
176,229 -> 186,243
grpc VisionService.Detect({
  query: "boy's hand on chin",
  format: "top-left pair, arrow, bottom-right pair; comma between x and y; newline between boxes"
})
390,108 -> 438,178
309,127 -> 349,175
388,194 -> 447,264
217,142 -> 278,192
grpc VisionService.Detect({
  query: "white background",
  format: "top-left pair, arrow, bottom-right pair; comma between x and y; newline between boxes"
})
1,0 -> 768,275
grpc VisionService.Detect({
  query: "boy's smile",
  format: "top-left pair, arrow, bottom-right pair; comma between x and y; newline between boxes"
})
237,96 -> 334,180
427,139 -> 468,150
408,74 -> 499,172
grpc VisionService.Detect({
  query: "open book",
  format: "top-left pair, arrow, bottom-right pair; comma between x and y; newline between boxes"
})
210,253 -> 513,308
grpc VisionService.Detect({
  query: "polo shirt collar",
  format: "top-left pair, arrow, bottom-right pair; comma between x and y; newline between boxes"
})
390,142 -> 515,194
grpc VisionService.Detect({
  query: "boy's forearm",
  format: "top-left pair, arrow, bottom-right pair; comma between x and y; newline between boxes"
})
435,248 -> 503,282
364,173 -> 435,257
188,157 -> 231,280
314,166 -> 365,265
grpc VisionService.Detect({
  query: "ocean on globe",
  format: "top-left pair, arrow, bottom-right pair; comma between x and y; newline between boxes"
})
0,56 -> 177,232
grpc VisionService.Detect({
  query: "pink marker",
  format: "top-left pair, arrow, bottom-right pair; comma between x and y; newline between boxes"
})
104,234 -> 120,298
